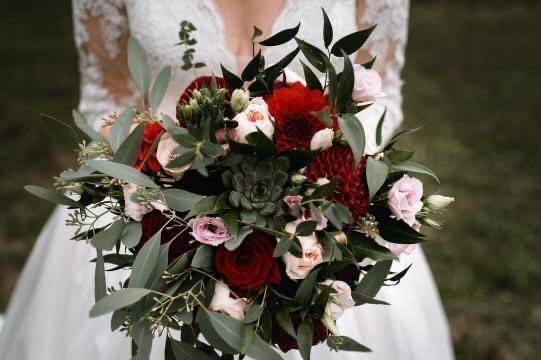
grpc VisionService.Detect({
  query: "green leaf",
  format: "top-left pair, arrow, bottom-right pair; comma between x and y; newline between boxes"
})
386,149 -> 414,164
366,157 -> 389,200
349,232 -> 397,261
323,202 -> 352,230
295,38 -> 328,73
129,232 -> 161,288
167,151 -> 196,169
221,64 -> 243,89
338,113 -> 365,168
186,195 -> 217,218
252,26 -> 263,40
132,320 -> 153,360
245,130 -> 276,159
192,245 -> 214,268
355,260 -> 392,297
95,249 -> 106,301
300,61 -> 323,91
351,292 -> 389,306
295,269 -> 319,306
336,50 -> 354,111
72,109 -> 106,143
109,108 -> 135,152
225,226 -> 252,251
89,288 -> 152,317
114,123 -> 145,165
86,159 -> 158,188
198,308 -> 243,353
24,185 -> 81,207
111,309 -> 129,331
120,222 -> 143,248
162,188 -> 204,212
128,37 -> 151,95
243,304 -> 264,324
321,7 -> 333,48
276,307 -> 296,338
375,108 -> 386,146
259,23 -> 300,46
390,161 -> 440,183
150,66 -> 172,111
40,113 -> 78,148
273,236 -> 294,257
363,56 -> 377,70
295,221 -> 318,237
327,335 -> 371,352
245,334 -> 282,360
297,317 -> 313,360
241,50 -> 262,81
91,219 -> 126,251
265,48 -> 301,84
330,25 -> 376,56
169,338 -> 213,360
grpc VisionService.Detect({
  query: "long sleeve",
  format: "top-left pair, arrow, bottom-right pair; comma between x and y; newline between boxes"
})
355,0 -> 410,140
72,0 -> 137,131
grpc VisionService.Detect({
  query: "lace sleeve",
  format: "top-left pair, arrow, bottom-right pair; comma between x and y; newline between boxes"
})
72,0 -> 136,131
355,0 -> 410,139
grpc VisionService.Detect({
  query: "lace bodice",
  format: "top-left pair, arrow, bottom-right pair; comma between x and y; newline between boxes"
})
72,0 -> 409,140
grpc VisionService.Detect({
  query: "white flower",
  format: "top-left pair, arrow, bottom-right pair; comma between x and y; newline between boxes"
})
425,195 -> 455,210
230,89 -> 250,113
282,221 -> 324,279
310,128 -> 334,151
122,183 -> 152,221
387,174 -> 424,226
228,97 -> 274,143
156,134 -> 190,180
209,281 -> 247,321
352,64 -> 385,102
321,280 -> 355,320
354,102 -> 387,156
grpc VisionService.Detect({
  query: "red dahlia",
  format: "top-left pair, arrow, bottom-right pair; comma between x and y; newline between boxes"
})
135,121 -> 165,175
266,82 -> 331,152
306,146 -> 370,220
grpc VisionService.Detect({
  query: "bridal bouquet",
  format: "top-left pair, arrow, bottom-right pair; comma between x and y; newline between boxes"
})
27,10 -> 453,360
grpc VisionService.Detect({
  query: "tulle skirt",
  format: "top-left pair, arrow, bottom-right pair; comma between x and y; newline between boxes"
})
0,206 -> 454,359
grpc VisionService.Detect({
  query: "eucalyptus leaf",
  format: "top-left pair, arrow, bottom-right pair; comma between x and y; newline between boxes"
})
198,308 -> 242,354
162,188 -> 204,212
129,232 -> 161,288
366,157 -> 389,200
128,37 -> 151,95
109,108 -> 135,152
86,159 -> 158,188
95,249 -> 106,301
72,109 -> 107,143
40,113 -> 78,148
338,113 -> 365,168
114,123 -> 145,165
150,66 -> 172,111
89,288 -> 153,317
120,222 -> 143,248
91,219 -> 126,251
327,335 -> 371,352
276,307 -> 296,338
245,334 -> 282,360
295,221 -> 318,237
355,260 -> 392,297
170,338 -> 213,360
132,320 -> 153,360
24,185 -> 81,207
191,245 -> 214,268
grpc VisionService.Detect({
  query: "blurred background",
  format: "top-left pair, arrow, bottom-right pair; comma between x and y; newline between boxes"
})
1,0 -> 540,359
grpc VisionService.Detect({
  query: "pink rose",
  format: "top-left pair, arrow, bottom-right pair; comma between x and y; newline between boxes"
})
282,221 -> 324,279
387,174 -> 424,226
352,64 -> 385,102
209,281 -> 247,321
228,97 -> 274,143
284,195 -> 303,209
123,183 -> 167,221
320,280 -> 355,320
189,216 -> 232,246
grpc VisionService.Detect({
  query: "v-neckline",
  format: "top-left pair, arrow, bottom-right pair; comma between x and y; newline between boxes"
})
205,0 -> 295,72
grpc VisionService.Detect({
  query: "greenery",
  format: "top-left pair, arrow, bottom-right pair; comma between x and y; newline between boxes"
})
0,1 -> 539,359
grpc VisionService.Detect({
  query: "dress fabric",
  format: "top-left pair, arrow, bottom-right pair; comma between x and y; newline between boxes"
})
0,1 -> 454,359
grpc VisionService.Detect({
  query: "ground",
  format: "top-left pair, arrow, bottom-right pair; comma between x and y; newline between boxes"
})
0,1 -> 540,359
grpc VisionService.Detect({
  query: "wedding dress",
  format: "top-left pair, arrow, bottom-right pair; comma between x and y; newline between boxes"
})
0,1 -> 454,359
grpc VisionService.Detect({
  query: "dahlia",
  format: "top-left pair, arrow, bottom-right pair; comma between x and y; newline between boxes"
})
266,82 -> 331,152
306,146 -> 370,220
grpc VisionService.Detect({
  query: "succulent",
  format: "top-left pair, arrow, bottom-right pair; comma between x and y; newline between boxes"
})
222,156 -> 290,226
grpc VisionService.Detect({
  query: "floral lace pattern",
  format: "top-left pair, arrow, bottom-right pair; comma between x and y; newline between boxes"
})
72,0 -> 409,137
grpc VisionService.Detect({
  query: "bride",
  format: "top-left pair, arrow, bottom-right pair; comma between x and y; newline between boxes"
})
0,0 -> 454,359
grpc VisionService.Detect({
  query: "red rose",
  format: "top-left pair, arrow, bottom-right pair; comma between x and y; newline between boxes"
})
265,82 -> 332,152
136,210 -> 197,262
135,121 -> 165,175
214,232 -> 281,292
272,312 -> 329,353
306,146 -> 370,220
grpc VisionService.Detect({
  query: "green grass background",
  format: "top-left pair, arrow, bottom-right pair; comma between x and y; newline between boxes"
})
1,1 -> 540,359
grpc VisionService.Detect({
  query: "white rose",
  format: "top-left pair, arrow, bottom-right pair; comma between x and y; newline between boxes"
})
425,195 -> 455,210
310,128 -> 334,150
230,89 -> 250,113
354,102 -> 387,156
156,134 -> 190,180
208,281 -> 247,321
228,97 -> 274,143
352,64 -> 385,102
282,221 -> 324,279
321,280 -> 355,320
122,183 -> 152,221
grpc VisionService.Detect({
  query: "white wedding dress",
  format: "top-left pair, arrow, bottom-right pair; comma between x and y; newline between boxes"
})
0,1 -> 454,359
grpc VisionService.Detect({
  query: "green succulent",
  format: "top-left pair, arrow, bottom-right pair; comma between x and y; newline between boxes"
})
222,156 -> 290,226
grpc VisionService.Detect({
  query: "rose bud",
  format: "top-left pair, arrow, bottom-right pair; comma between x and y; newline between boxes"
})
209,281 -> 247,321
310,128 -> 334,151
230,89 -> 250,113
352,65 -> 385,102
425,195 -> 455,211
291,174 -> 307,185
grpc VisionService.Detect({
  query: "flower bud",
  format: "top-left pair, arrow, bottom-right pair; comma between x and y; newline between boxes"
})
310,128 -> 334,150
328,231 -> 348,245
315,177 -> 330,186
425,195 -> 454,210
291,174 -> 307,185
230,89 -> 250,113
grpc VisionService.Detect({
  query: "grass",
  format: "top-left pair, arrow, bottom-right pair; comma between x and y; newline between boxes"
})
1,1 -> 540,359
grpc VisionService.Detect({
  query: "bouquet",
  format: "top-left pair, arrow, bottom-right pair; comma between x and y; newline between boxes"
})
27,9 -> 453,360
